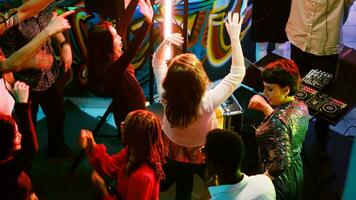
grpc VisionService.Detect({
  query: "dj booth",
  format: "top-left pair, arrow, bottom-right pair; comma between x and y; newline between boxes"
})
241,52 -> 356,126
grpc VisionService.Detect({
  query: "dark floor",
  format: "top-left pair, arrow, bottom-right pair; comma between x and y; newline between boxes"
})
29,90 -> 355,200
29,2 -> 356,199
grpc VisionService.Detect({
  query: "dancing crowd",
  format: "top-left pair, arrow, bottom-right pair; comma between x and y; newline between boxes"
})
0,0 -> 354,199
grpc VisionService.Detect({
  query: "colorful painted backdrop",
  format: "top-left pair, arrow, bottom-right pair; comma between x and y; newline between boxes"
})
1,0 -> 254,96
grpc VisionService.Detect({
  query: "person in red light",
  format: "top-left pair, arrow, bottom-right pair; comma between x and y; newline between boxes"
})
0,81 -> 38,200
86,0 -> 153,135
79,110 -> 165,200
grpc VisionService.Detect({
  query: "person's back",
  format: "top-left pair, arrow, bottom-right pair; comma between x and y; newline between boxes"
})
205,129 -> 276,200
80,109 -> 165,200
209,174 -> 275,200
153,13 -> 246,199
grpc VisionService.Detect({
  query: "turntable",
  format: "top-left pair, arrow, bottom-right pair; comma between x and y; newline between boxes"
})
295,85 -> 317,102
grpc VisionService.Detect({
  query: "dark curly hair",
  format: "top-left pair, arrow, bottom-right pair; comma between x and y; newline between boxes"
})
122,110 -> 166,180
262,59 -> 301,96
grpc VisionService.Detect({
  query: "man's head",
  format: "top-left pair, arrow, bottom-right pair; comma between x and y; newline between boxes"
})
204,128 -> 245,176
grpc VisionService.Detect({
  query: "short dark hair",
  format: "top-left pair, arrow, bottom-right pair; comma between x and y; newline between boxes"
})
0,114 -> 17,160
262,59 -> 301,96
204,129 -> 245,174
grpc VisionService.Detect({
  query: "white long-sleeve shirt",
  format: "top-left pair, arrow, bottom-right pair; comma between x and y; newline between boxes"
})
152,56 -> 245,147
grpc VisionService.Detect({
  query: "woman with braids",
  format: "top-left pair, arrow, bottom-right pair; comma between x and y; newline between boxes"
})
248,59 -> 309,199
79,110 -> 165,200
153,12 -> 246,199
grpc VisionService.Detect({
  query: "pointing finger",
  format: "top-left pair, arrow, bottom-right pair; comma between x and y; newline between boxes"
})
59,10 -> 76,18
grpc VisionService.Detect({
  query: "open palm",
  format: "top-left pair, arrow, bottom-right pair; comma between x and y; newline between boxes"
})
138,0 -> 154,22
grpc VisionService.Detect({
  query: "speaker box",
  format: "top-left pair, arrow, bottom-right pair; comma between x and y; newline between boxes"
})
217,95 -> 243,134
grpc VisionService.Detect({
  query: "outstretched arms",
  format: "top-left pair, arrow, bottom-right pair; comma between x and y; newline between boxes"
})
0,0 -> 54,35
17,0 -> 54,23
109,0 -> 153,73
0,10 -> 74,73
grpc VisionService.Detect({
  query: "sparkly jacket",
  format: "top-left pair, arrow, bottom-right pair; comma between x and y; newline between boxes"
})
256,100 -> 309,199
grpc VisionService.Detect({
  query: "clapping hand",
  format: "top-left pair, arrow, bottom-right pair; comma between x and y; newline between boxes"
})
79,129 -> 96,152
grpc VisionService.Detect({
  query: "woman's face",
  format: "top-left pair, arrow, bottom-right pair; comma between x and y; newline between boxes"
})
108,26 -> 123,58
13,124 -> 22,151
263,82 -> 289,106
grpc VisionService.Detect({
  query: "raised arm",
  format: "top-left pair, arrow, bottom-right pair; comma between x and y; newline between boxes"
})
152,33 -> 184,99
107,0 -> 153,74
17,0 -> 54,23
208,12 -> 246,109
116,0 -> 139,37
0,0 -> 53,35
0,10 -> 74,73
7,81 -> 38,175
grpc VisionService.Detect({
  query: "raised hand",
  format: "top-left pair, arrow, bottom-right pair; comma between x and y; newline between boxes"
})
155,33 -> 184,61
138,0 -> 154,23
10,81 -> 30,103
163,33 -> 184,47
224,12 -> 244,41
44,10 -> 75,36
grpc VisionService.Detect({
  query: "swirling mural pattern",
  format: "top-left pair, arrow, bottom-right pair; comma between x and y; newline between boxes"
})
0,0 -> 252,95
